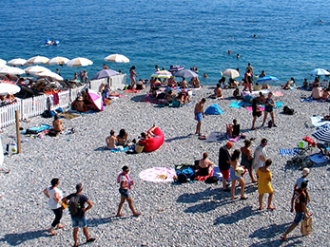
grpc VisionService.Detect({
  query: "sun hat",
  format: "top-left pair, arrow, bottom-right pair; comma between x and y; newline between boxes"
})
235,167 -> 245,177
302,168 -> 310,176
227,141 -> 233,148
77,96 -> 83,101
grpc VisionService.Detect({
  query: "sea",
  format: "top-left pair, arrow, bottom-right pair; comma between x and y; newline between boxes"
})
0,0 -> 330,86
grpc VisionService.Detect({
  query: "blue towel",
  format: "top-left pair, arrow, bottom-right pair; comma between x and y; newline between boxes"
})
229,101 -> 243,108
110,147 -> 129,152
275,102 -> 283,109
278,148 -> 299,156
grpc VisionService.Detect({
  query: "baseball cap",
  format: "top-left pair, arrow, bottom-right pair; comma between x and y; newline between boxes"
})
261,138 -> 268,144
302,168 -> 310,176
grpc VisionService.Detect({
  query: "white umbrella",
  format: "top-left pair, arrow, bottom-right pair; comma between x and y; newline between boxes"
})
7,58 -> 27,66
25,65 -> 51,74
0,59 -> 6,66
0,66 -> 25,75
37,71 -> 63,81
46,56 -> 70,66
104,54 -> 130,63
25,56 -> 50,65
66,57 -> 93,67
308,68 -> 330,76
0,83 -> 21,95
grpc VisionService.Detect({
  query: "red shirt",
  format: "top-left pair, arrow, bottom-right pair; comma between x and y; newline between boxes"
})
293,188 -> 306,213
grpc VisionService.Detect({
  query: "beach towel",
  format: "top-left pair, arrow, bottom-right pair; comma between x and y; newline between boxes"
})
272,91 -> 284,97
246,106 -> 264,112
278,148 -> 299,156
310,116 -> 330,127
23,124 -> 51,134
182,101 -> 195,107
124,89 -> 141,93
212,167 -> 230,182
110,147 -> 129,152
139,167 -> 176,183
58,113 -> 81,120
229,101 -> 243,108
116,172 -> 132,189
206,132 -> 225,142
53,93 -> 59,105
275,102 -> 283,109
195,168 -> 214,181
309,153 -> 328,164
227,134 -> 240,143
204,104 -> 224,114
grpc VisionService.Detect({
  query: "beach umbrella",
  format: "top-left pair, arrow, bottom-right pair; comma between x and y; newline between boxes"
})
174,69 -> 198,78
90,69 -> 119,80
25,65 -> 51,74
7,58 -> 27,66
67,57 -> 93,67
308,68 -> 330,76
0,59 -> 6,66
46,56 -> 70,66
257,75 -> 279,83
0,66 -> 25,75
221,68 -> 240,79
104,54 -> 130,63
25,56 -> 50,65
169,65 -> 184,72
88,89 -> 103,111
312,127 -> 330,143
151,70 -> 172,78
0,83 -> 21,95
36,71 -> 63,81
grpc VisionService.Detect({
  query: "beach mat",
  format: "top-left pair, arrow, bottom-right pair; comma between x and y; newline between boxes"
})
124,89 -> 141,93
272,91 -> 284,97
246,106 -> 264,112
206,132 -> 225,142
139,167 -> 176,183
110,147 -> 129,152
309,153 -> 328,164
278,148 -> 299,156
229,101 -> 244,108
59,113 -> 81,120
310,116 -> 330,127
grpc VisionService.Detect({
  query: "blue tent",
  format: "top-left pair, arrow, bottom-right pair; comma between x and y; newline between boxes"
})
204,104 -> 224,115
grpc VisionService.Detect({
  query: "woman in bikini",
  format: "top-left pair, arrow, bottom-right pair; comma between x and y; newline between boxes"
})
230,149 -> 248,200
129,66 -> 138,89
243,69 -> 253,93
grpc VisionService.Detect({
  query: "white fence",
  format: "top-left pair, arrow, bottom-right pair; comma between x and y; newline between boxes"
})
90,78 -> 107,92
90,74 -> 126,92
0,85 -> 86,129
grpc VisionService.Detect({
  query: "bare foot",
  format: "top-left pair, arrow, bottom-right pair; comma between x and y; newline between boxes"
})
48,229 -> 57,235
115,214 -> 124,217
56,224 -> 64,229
133,212 -> 141,217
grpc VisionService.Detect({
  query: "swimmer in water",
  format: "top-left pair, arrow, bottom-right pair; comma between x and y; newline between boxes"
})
228,50 -> 232,55
253,35 -> 257,38
236,54 -> 240,59
203,73 -> 208,78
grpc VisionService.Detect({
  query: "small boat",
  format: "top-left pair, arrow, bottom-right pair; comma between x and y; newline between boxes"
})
45,39 -> 60,46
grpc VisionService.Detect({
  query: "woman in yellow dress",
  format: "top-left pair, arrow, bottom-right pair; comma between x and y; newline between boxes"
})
256,159 -> 275,210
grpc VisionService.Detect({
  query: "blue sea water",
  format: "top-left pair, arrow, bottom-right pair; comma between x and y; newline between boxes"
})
0,0 -> 330,85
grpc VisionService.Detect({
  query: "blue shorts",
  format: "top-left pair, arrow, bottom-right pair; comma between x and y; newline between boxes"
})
71,216 -> 87,228
230,167 -> 241,180
294,212 -> 305,224
119,188 -> 130,199
195,113 -> 203,121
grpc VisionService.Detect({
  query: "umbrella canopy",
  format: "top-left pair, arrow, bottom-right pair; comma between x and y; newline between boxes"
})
174,69 -> 198,78
104,54 -> 130,63
0,83 -> 21,95
25,56 -> 50,65
257,75 -> 279,82
0,59 -> 6,66
312,127 -> 330,143
221,68 -> 240,79
67,57 -> 93,67
151,70 -> 172,78
37,71 -> 63,81
308,68 -> 330,76
7,58 -> 27,66
91,69 -> 119,80
0,66 -> 25,75
88,89 -> 103,111
169,65 -> 184,72
25,65 -> 51,74
46,56 -> 70,66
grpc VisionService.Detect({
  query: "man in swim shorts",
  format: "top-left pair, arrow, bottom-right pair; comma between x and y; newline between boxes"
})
219,142 -> 232,191
194,98 -> 206,135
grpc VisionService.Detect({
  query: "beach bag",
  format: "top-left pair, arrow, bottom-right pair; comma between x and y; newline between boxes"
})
268,120 -> 273,128
301,216 -> 313,235
171,100 -> 181,107
134,144 -> 144,154
69,195 -> 83,218
175,164 -> 195,180
206,176 -> 219,184
41,110 -> 55,118
177,173 -> 188,183
283,106 -> 294,115
127,85 -> 132,89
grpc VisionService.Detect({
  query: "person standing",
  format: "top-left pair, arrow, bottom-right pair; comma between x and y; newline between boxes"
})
83,70 -> 88,83
219,142 -> 232,192
261,92 -> 277,127
129,66 -> 138,89
243,69 -> 253,93
240,139 -> 257,183
281,181 -> 311,240
256,159 -> 275,210
79,71 -> 84,82
230,149 -> 247,200
252,138 -> 268,174
194,98 -> 206,136
251,98 -> 262,130
116,166 -> 141,217
246,63 -> 254,76
62,183 -> 95,247
294,168 -> 311,203
43,178 -> 64,235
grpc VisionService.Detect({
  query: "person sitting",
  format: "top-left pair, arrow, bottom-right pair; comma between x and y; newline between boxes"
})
311,83 -> 323,100
52,114 -> 63,136
71,96 -> 85,112
210,83 -> 223,99
233,88 -> 241,99
139,124 -> 157,141
106,130 -> 118,149
229,78 -> 238,88
253,83 -> 262,91
322,88 -> 329,101
290,77 -> 296,87
167,76 -> 177,87
259,71 -> 266,78
117,129 -> 128,147
191,77 -> 200,88
281,80 -> 291,90
219,77 -> 227,89
197,153 -> 214,176
101,84 -> 110,100
261,83 -> 270,89
164,90 -> 175,103
136,79 -> 144,90
302,78 -> 309,88
177,91 -> 190,105
226,119 -> 240,138
180,78 -> 188,88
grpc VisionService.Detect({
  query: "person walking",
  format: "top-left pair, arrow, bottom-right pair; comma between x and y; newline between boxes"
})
43,178 -> 64,235
129,66 -> 138,89
256,159 -> 275,210
62,183 -> 95,247
252,138 -> 268,175
219,142 -> 233,192
194,98 -> 206,136
261,92 -> 277,127
281,181 -> 311,240
230,149 -> 248,200
294,168 -> 311,203
116,166 -> 141,217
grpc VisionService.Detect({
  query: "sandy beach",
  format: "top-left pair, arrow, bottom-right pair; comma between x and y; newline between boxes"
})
0,85 -> 329,246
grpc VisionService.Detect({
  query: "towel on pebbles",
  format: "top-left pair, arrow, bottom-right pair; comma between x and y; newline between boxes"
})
278,148 -> 299,156
272,91 -> 284,97
206,132 -> 225,142
310,116 -> 330,127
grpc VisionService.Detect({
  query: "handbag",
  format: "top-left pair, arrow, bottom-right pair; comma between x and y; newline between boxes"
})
301,216 -> 312,235
134,144 -> 144,154
61,201 -> 67,210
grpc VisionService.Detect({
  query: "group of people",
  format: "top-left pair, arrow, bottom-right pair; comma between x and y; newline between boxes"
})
71,90 -> 99,112
251,92 -> 277,130
73,70 -> 88,83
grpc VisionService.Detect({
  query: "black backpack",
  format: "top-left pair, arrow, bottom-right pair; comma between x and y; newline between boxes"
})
69,195 -> 82,217
206,176 -> 219,184
177,173 -> 188,183
283,106 -> 295,115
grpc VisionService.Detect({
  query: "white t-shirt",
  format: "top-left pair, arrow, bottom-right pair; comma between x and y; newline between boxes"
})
253,145 -> 267,172
119,175 -> 129,189
47,187 -> 63,209
296,177 -> 309,189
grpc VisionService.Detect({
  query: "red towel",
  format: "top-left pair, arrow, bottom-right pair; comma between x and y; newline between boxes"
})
53,93 -> 59,105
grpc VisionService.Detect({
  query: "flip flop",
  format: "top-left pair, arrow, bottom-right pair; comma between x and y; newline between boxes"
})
280,236 -> 287,241
267,206 -> 275,210
133,212 -> 141,217
258,206 -> 264,210
240,196 -> 248,200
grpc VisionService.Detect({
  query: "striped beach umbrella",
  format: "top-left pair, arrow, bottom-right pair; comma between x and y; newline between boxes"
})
104,54 -> 130,63
66,57 -> 93,67
312,126 -> 330,143
151,70 -> 172,78
25,56 -> 50,65
221,68 -> 240,79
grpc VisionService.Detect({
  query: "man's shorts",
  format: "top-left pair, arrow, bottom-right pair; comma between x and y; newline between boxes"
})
71,216 -> 87,228
294,212 -> 305,224
195,113 -> 203,121
119,188 -> 130,199
220,169 -> 230,180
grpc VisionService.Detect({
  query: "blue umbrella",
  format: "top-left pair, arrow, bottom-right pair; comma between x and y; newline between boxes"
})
257,75 -> 279,83
91,69 -> 119,80
174,69 -> 198,78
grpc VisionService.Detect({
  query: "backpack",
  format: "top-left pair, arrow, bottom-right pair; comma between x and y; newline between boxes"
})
177,173 -> 188,183
69,194 -> 82,218
205,176 -> 219,184
283,106 -> 294,115
268,120 -> 273,128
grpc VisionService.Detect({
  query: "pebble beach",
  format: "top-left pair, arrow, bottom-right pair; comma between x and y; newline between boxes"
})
0,85 -> 329,247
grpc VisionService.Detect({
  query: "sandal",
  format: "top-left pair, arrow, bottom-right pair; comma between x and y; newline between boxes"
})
267,206 -> 275,210
133,212 -> 141,217
280,235 -> 287,241
258,206 -> 264,210
240,196 -> 248,200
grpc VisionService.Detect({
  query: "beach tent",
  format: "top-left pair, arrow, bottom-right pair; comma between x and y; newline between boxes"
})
204,104 -> 224,115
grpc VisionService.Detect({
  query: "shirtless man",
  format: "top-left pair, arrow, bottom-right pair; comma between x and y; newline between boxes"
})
246,63 -> 254,76
210,84 -> 223,99
71,96 -> 85,112
194,98 -> 206,135
180,78 -> 188,88
53,114 -> 63,135
167,76 -> 177,87
106,130 -> 118,149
